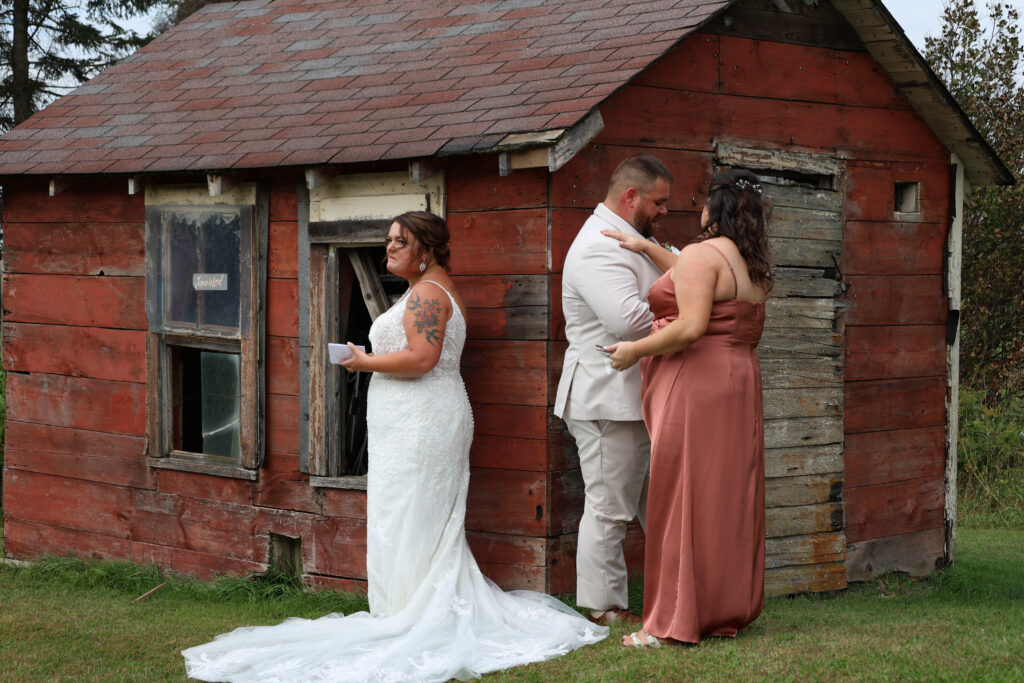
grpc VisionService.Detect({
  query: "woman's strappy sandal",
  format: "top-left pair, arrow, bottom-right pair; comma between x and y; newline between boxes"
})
622,631 -> 661,648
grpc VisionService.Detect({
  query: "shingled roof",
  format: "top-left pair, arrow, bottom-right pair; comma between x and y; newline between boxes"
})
0,0 -> 1012,185
0,0 -> 732,176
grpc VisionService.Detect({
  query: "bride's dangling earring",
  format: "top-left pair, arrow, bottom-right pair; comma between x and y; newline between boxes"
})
419,259 -> 427,273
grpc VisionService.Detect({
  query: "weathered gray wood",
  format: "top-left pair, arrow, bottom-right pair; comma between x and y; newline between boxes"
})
298,180 -> 311,472
550,109 -> 604,172
772,267 -> 843,298
768,207 -> 842,242
765,562 -> 848,597
766,444 -> 844,478
765,298 -> 841,330
759,328 -> 843,359
760,357 -> 843,389
148,455 -> 258,480
324,249 -> 342,476
716,142 -> 843,178
769,236 -> 842,268
307,245 -> 329,477
309,219 -> 390,246
767,502 -> 844,538
708,0 -> 864,52
145,335 -> 162,457
764,416 -> 843,449
347,249 -> 390,321
310,475 -> 368,491
763,185 -> 844,212
766,473 -> 843,507
845,527 -> 945,580
765,532 -> 846,569
763,386 -> 842,419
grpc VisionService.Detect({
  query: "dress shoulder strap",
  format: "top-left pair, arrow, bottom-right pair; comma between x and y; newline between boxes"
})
702,242 -> 738,300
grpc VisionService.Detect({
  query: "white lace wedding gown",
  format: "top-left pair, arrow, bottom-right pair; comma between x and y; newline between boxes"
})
182,282 -> 607,682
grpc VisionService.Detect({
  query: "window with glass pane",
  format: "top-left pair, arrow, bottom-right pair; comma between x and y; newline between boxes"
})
148,207 -> 251,338
145,198 -> 260,471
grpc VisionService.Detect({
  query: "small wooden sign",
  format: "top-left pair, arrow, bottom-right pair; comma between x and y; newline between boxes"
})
193,273 -> 228,291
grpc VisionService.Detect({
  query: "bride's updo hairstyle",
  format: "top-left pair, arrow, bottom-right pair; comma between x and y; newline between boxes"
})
698,168 -> 774,292
393,210 -> 452,272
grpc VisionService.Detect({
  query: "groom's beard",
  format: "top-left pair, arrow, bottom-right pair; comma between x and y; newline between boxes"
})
632,210 -> 659,238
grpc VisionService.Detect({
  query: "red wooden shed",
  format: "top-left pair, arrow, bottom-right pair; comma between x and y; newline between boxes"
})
0,0 -> 1012,596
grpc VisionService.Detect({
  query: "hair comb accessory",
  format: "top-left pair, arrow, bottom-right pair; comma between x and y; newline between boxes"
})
734,178 -> 763,195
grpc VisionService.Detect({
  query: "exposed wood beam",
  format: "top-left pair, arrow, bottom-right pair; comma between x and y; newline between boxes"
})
127,176 -> 143,195
206,173 -> 235,197
408,159 -> 441,184
305,166 -> 339,191
48,176 -> 72,196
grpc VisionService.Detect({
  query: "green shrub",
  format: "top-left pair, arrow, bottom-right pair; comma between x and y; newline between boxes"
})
957,387 -> 1024,528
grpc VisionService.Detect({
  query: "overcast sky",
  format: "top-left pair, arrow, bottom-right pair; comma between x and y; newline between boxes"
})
884,0 -> 1024,50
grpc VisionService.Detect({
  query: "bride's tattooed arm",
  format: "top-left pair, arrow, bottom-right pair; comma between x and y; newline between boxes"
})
406,292 -> 444,346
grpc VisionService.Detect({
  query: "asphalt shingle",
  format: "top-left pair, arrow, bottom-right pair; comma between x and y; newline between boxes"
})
0,0 -> 732,175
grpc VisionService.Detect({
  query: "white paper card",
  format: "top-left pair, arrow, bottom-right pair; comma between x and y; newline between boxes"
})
328,343 -> 364,364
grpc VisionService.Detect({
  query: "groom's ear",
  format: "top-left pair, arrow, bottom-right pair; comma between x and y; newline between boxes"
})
623,186 -> 640,208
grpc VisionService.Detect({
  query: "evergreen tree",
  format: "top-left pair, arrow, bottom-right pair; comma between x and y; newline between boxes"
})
0,0 -> 163,130
925,0 -> 1024,399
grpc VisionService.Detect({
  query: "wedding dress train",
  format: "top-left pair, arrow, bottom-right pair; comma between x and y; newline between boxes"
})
182,282 -> 606,682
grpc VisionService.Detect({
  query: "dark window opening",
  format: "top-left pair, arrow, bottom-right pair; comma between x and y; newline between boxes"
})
332,247 -> 405,476
171,345 -> 241,461
268,533 -> 302,580
895,182 -> 921,213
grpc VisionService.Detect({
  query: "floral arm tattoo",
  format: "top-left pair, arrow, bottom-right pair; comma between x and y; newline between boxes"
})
406,291 -> 444,347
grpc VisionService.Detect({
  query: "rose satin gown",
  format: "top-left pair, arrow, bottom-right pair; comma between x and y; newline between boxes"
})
640,262 -> 766,643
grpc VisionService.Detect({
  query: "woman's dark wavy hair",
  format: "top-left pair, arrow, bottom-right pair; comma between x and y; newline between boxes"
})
393,210 -> 451,272
696,168 -> 774,292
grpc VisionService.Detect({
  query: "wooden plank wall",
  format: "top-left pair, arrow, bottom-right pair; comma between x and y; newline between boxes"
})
2,174 -> 352,593
549,2 -> 951,592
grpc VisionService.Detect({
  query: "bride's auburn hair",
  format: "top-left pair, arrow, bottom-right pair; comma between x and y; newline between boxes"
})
696,168 -> 774,292
393,211 -> 452,272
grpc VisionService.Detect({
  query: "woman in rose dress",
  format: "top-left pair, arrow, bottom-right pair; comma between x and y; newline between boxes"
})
604,169 -> 773,648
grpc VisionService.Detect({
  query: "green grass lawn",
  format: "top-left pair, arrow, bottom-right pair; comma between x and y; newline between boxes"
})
1,527 -> 1021,682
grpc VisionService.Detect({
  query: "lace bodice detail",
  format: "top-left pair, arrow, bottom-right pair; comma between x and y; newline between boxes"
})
368,280 -> 465,378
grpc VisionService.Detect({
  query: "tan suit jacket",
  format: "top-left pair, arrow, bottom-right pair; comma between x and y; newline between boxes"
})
555,203 -> 663,421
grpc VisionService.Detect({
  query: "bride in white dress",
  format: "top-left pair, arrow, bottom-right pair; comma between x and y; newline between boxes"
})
182,212 -> 606,682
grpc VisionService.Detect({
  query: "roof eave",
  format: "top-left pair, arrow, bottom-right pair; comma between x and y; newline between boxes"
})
831,0 -> 1014,186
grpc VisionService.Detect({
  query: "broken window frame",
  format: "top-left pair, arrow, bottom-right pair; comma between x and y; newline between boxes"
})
144,186 -> 267,478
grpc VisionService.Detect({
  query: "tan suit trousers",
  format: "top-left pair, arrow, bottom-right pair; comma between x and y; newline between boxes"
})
565,412 -> 650,612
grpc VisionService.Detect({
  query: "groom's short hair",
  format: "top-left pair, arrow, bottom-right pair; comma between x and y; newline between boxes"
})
608,154 -> 673,196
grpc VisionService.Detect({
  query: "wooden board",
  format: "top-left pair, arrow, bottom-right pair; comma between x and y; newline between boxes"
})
3,322 -> 145,383
846,527 -> 945,580
762,387 -> 842,419
766,502 -> 844,538
266,277 -> 300,338
0,178 -> 145,223
446,209 -> 547,276
845,325 -> 945,381
842,220 -> 946,276
765,562 -> 847,596
462,341 -> 547,407
466,467 -> 547,536
268,221 -> 299,278
720,35 -> 841,104
630,31 -> 722,92
844,275 -> 946,325
845,426 -> 945,488
132,540 -> 263,581
4,446 -> 152,489
844,376 -> 946,434
844,160 -> 950,223
4,420 -> 144,460
447,155 -> 547,212
2,517 -> 134,563
309,516 -> 368,579
154,468 -> 253,507
1,222 -> 145,276
266,393 -> 300,455
6,372 -> 145,435
765,532 -> 846,569
255,449 -> 320,514
766,473 -> 842,508
597,86 -> 947,162
2,274 -> 145,330
3,469 -> 134,537
131,490 -> 258,561
765,444 -> 843,479
452,275 -> 547,309
266,335 -> 300,396
844,477 -> 945,543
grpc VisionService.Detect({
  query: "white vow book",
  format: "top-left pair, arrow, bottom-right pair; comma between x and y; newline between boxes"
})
328,343 -> 365,364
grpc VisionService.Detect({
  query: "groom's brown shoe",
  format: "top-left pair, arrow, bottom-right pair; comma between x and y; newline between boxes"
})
588,608 -> 642,626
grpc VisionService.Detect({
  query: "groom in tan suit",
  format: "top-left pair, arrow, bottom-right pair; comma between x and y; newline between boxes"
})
555,154 -> 672,625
